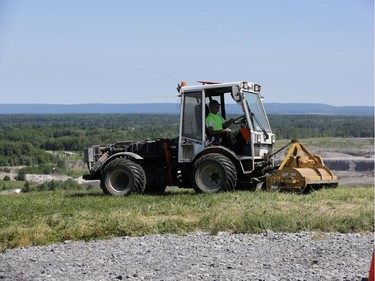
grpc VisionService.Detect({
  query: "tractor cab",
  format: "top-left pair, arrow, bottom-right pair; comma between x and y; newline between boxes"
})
177,81 -> 275,174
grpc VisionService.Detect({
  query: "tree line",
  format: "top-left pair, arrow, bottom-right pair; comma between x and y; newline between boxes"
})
0,114 -> 373,166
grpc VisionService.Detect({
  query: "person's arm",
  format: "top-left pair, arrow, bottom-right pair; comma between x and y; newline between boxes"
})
223,118 -> 235,129
206,114 -> 231,136
207,126 -> 231,136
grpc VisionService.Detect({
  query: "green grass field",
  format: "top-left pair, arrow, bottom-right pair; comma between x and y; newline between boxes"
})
274,137 -> 374,151
1,186 -> 373,251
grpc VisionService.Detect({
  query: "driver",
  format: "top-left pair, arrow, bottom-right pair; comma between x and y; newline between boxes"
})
205,100 -> 236,146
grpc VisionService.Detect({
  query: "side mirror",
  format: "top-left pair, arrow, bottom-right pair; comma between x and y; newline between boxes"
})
231,86 -> 241,102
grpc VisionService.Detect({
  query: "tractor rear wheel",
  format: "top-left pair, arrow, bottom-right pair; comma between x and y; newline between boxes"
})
101,158 -> 146,196
192,153 -> 237,193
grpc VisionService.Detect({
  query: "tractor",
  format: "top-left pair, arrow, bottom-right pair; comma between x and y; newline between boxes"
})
83,81 -> 338,195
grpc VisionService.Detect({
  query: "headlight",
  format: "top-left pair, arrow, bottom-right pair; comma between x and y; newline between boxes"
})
254,84 -> 261,92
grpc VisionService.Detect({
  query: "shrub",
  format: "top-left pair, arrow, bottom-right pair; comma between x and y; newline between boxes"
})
1,167 -> 10,173
22,181 -> 31,193
3,175 -> 10,181
35,179 -> 85,192
16,170 -> 26,181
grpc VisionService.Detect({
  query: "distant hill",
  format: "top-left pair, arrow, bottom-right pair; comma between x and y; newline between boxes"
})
263,103 -> 374,115
0,103 -> 373,115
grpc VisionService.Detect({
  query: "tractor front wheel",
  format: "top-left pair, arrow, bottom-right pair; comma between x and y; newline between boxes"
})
192,153 -> 237,193
101,158 -> 146,196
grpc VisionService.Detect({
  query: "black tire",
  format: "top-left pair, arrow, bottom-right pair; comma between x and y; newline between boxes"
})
192,153 -> 237,193
100,158 -> 146,196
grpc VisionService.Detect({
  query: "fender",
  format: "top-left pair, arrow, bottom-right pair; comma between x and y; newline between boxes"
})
194,146 -> 239,162
98,152 -> 144,173
193,146 -> 255,174
107,151 -> 143,161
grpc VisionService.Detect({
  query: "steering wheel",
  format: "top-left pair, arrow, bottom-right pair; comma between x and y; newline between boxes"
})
233,115 -> 246,125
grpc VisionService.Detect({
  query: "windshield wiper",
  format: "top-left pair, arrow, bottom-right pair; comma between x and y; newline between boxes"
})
251,112 -> 269,140
245,100 -> 269,140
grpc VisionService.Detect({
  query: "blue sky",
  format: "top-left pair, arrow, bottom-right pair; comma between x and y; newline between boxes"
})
0,0 -> 373,106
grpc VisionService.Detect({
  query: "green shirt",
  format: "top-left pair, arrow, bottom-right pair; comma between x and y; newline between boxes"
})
205,112 -> 224,131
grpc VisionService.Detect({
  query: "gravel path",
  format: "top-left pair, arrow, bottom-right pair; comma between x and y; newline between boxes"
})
0,232 -> 373,281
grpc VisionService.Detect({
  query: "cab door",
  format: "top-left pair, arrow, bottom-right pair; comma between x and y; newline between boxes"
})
178,91 -> 206,162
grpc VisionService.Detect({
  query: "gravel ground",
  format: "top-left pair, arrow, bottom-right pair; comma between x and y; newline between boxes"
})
0,232 -> 373,281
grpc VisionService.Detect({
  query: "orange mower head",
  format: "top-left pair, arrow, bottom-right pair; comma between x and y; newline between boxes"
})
266,140 -> 339,193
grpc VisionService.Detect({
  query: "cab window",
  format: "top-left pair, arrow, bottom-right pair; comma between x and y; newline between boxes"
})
182,91 -> 203,140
